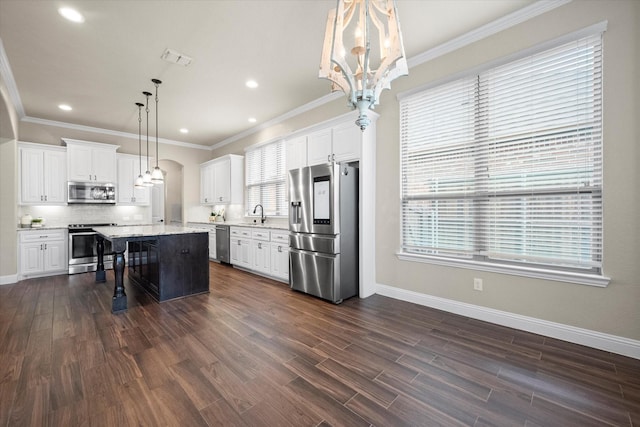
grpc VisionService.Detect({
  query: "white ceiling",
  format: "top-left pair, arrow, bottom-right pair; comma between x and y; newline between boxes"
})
0,0 -> 533,147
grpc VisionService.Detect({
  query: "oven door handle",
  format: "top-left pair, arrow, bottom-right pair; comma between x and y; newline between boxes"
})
70,231 -> 97,236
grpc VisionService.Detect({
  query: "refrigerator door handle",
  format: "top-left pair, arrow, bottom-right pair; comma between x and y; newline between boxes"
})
290,201 -> 301,224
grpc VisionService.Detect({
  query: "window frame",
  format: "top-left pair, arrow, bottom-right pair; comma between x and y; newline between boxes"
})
396,22 -> 610,287
244,139 -> 288,217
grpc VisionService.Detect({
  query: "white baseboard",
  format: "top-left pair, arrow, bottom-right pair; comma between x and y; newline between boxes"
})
0,274 -> 18,285
375,283 -> 640,360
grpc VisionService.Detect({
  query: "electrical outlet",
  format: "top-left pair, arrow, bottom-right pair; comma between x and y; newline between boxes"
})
473,278 -> 483,291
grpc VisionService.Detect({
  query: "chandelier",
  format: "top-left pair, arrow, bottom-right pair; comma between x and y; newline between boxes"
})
319,0 -> 408,131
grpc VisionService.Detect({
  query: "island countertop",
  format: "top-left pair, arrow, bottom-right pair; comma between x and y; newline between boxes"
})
93,224 -> 208,239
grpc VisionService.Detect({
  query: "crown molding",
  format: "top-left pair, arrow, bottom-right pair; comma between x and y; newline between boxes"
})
21,116 -> 211,151
0,38 -> 25,118
408,0 -> 572,69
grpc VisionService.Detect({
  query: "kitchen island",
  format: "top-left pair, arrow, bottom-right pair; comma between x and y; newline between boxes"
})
94,225 -> 209,313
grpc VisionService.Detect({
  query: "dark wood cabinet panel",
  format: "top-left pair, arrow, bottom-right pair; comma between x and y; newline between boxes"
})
127,233 -> 208,302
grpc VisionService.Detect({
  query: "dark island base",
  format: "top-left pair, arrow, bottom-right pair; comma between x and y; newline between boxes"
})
126,233 -> 210,303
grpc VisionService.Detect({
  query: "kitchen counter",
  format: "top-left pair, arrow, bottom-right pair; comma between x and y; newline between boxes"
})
93,225 -> 209,313
188,220 -> 289,230
17,225 -> 68,231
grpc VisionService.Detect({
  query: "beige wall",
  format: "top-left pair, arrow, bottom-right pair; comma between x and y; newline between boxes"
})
214,1 -> 640,341
0,71 -> 18,279
372,0 -> 639,340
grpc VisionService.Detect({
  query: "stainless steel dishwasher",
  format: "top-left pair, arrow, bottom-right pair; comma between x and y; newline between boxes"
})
215,224 -> 230,264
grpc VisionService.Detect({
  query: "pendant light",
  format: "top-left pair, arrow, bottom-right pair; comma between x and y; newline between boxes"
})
150,78 -> 163,183
134,102 -> 145,188
142,91 -> 153,187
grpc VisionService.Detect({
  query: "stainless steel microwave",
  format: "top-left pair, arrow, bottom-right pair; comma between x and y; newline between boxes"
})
67,182 -> 116,204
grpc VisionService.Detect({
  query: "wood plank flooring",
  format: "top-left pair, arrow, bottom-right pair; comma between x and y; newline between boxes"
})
1,262 -> 639,426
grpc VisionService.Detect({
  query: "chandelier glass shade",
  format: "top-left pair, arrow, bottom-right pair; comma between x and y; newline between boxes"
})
151,78 -> 164,183
319,0 -> 408,130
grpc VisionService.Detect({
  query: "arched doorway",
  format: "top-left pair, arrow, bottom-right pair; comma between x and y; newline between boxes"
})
156,159 -> 183,224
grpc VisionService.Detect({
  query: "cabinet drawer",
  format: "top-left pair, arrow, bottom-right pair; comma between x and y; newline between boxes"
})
270,232 -> 289,244
230,227 -> 252,238
251,230 -> 270,241
20,229 -> 66,243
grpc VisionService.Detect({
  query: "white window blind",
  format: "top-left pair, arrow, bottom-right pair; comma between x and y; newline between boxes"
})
400,33 -> 603,273
245,140 -> 287,216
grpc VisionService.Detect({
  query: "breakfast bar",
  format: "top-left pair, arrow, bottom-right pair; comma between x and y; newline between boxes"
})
93,225 -> 209,313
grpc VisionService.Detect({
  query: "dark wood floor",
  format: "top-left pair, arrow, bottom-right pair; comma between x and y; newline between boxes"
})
1,262 -> 639,426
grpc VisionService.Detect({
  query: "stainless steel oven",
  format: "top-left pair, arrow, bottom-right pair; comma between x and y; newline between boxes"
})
68,223 -> 117,274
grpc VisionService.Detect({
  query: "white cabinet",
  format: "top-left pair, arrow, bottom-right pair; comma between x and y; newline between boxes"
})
230,227 -> 252,269
200,163 -> 214,204
19,143 -> 67,204
286,135 -> 308,172
306,129 -> 333,166
270,231 -> 289,281
295,120 -> 362,167
19,229 -> 68,279
117,154 -> 150,205
209,229 -> 217,260
229,227 -> 289,282
251,230 -> 271,275
200,154 -> 244,205
63,138 -> 119,183
331,121 -> 362,163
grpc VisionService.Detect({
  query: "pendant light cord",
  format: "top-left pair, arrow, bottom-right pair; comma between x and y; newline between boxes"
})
144,92 -> 151,171
153,79 -> 161,168
136,103 -> 143,175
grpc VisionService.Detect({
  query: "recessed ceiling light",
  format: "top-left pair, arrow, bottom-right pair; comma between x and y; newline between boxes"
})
248,117 -> 257,123
245,80 -> 258,89
58,7 -> 84,23
180,128 -> 189,134
58,104 -> 72,111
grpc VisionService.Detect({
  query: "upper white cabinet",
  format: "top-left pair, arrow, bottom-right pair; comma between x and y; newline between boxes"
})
117,154 -> 150,205
200,154 -> 244,205
306,129 -> 334,166
330,121 -> 362,163
63,138 -> 119,183
286,113 -> 367,170
286,135 -> 308,172
19,142 -> 67,205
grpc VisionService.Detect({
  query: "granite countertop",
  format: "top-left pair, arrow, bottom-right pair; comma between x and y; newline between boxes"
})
187,221 -> 289,231
17,225 -> 69,231
93,224 -> 208,239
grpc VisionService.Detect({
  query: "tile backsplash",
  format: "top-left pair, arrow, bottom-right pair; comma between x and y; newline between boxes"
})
18,205 -> 151,227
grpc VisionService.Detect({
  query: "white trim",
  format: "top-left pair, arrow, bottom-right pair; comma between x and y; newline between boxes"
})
408,0 -> 572,69
375,283 -> 640,360
0,38 -> 25,118
0,274 -> 18,285
21,116 -> 212,151
397,253 -> 610,287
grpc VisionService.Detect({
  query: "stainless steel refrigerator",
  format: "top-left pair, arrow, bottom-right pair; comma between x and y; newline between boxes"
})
289,163 -> 358,304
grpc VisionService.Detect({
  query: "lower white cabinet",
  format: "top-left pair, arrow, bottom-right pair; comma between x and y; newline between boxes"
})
230,227 -> 252,269
230,226 -> 289,282
208,230 -> 217,260
19,229 -> 68,278
270,242 -> 289,281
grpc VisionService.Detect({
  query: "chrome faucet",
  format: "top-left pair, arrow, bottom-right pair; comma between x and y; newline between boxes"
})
253,204 -> 266,224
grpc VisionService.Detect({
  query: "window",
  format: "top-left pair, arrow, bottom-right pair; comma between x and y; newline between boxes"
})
245,139 -> 287,216
400,32 -> 603,278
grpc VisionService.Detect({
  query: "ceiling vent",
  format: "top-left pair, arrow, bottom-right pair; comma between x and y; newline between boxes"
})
160,48 -> 193,67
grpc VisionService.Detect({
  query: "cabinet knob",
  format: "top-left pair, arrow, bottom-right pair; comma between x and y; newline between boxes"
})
278,246 -> 282,252
40,195 -> 43,201
44,195 -> 47,201
258,243 -> 262,249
